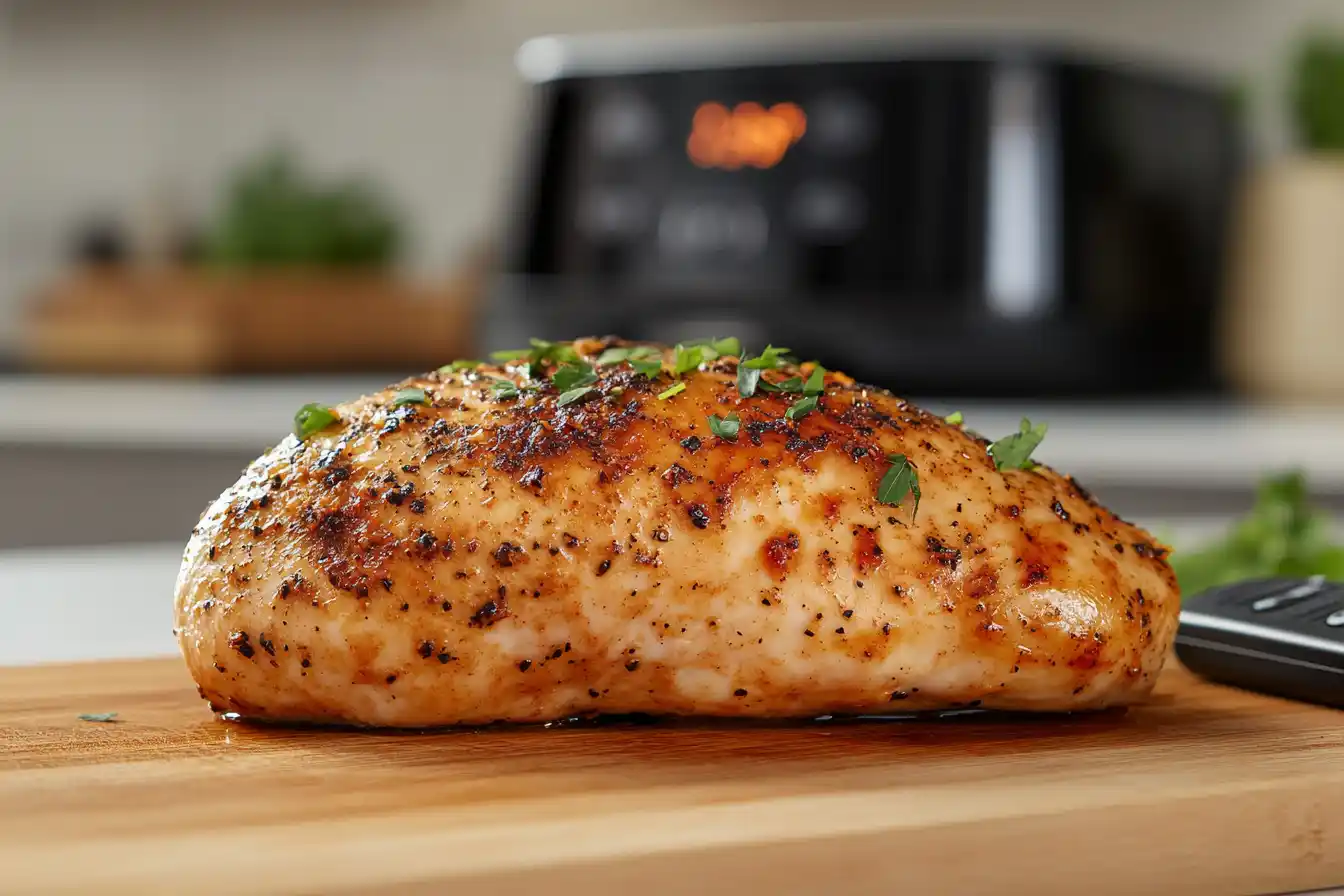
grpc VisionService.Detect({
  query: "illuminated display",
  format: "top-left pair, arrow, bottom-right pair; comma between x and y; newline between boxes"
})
686,101 -> 807,170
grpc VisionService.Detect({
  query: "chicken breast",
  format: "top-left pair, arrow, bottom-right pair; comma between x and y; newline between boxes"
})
175,338 -> 1179,726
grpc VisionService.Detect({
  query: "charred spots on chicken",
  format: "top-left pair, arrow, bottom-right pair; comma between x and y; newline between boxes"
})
519,467 -> 545,489
1131,541 -> 1168,560
492,542 -> 524,567
925,536 -> 961,570
227,631 -> 255,659
661,463 -> 696,487
762,531 -> 800,577
687,504 -> 711,529
384,482 -> 414,506
469,596 -> 509,628
1051,498 -> 1071,522
418,640 -> 435,659
853,526 -> 885,575
680,435 -> 702,454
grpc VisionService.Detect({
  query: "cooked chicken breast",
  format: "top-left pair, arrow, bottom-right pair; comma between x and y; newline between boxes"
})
175,338 -> 1179,726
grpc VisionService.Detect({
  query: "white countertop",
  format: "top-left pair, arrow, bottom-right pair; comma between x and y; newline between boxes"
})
3,374 -> 1344,487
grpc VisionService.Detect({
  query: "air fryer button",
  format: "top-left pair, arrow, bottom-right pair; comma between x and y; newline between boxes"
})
1251,575 -> 1327,612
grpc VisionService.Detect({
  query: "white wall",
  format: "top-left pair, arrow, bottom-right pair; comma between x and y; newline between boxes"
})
1,0 -> 1342,352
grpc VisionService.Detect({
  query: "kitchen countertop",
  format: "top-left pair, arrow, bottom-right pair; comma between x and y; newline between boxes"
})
4,374 -> 1344,488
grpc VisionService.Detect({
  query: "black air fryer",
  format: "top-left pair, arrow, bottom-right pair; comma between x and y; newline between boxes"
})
483,27 -> 1240,396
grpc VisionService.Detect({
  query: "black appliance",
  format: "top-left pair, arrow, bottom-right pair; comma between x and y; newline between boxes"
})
484,28 -> 1240,396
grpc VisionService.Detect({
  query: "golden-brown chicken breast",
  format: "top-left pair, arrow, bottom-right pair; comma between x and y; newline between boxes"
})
174,337 -> 1178,726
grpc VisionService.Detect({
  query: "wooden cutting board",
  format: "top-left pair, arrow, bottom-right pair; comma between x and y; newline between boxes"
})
2,658 -> 1342,895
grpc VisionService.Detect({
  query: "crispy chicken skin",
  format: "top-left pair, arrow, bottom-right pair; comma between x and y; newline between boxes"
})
175,338 -> 1179,726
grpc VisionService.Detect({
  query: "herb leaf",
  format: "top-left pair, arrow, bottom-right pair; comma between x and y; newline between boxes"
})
488,378 -> 520,400
491,338 -> 578,368
392,386 -> 428,407
989,418 -> 1048,470
438,359 -> 481,372
945,411 -> 964,425
737,364 -> 762,397
877,454 -> 921,517
708,413 -> 740,440
785,395 -> 818,420
631,358 -> 663,377
78,712 -> 119,723
760,376 -> 805,393
558,386 -> 595,407
742,344 -> 793,370
551,361 -> 597,393
673,343 -> 718,375
294,403 -> 340,440
803,365 -> 825,395
658,381 -> 688,400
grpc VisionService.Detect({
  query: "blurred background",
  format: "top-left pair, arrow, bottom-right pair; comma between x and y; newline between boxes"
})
7,0 -> 1344,661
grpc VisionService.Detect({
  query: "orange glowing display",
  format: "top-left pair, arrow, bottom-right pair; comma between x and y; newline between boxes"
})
686,101 -> 807,170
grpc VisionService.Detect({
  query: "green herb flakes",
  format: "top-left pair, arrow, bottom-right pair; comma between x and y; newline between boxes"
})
877,454 -> 921,518
391,387 -> 428,407
438,359 -> 482,372
742,345 -> 793,370
786,395 -> 818,420
673,343 -> 718,375
293,403 -> 340,440
658,381 -> 688,400
488,378 -> 521,400
737,364 -> 762,397
708,413 -> 740,441
945,411 -> 964,425
989,418 -> 1048,471
558,386 -> 595,407
551,362 -> 597,393
803,365 -> 826,395
78,712 -> 119,723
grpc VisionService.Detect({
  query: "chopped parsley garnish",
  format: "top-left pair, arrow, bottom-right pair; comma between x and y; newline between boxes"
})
438,359 -> 481,372
707,413 -> 740,440
488,378 -> 521,400
391,386 -> 428,407
550,361 -> 597,393
658,381 -> 687,400
737,364 -> 762,397
742,344 -> 793,370
759,375 -> 804,393
293,403 -> 340,440
803,365 -> 826,395
78,712 -> 119,723
945,410 -> 964,425
877,454 -> 921,517
673,344 -> 713,375
989,418 -> 1048,471
491,337 -> 578,368
785,395 -> 818,420
597,345 -> 664,377
558,386 -> 595,407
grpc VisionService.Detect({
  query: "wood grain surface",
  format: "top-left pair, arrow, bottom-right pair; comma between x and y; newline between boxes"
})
2,658 -> 1342,895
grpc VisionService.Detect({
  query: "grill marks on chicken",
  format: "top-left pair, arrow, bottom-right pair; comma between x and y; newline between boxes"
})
175,338 -> 1179,726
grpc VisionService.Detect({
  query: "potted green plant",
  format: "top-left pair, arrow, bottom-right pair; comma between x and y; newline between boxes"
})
1226,31 -> 1344,399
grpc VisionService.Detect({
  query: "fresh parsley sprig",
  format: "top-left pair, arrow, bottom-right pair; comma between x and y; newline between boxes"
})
487,378 -> 521,400
490,337 -> 579,368
877,454 -> 921,518
596,345 -> 663,377
438,359 -> 482,372
989,418 -> 1048,470
707,413 -> 740,440
392,387 -> 428,407
294,403 -> 340,440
